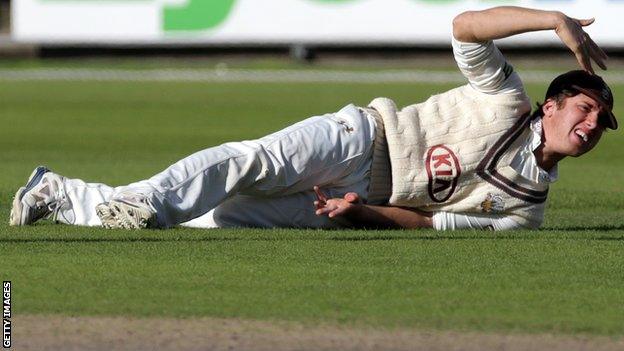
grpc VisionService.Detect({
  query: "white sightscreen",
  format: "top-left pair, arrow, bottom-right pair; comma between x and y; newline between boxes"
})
12,0 -> 624,47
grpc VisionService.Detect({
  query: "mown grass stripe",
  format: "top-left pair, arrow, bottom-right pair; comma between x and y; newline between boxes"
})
1,68 -> 623,84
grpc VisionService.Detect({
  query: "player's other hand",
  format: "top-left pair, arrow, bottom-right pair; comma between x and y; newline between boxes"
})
313,186 -> 360,218
555,14 -> 608,74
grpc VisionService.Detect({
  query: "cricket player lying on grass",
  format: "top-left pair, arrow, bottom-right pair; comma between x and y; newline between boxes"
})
10,6 -> 617,231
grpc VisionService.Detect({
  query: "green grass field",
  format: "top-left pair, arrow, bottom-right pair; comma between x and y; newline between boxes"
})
1,67 -> 623,337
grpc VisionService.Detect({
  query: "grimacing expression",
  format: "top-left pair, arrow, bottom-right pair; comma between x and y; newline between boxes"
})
541,93 -> 606,158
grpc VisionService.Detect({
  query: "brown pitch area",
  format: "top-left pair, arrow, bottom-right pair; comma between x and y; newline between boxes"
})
12,315 -> 624,351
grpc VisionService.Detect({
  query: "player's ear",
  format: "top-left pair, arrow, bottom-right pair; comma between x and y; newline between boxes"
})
542,98 -> 557,117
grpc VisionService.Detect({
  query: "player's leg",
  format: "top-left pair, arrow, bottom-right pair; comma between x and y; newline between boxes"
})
181,180 -> 371,229
181,140 -> 374,229
180,192 -> 340,229
10,166 -> 118,226
104,104 -> 376,229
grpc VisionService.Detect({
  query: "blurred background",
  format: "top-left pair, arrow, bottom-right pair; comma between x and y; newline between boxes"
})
2,0 -> 624,64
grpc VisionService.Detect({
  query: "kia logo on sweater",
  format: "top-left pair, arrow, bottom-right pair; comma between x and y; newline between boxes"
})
426,145 -> 461,203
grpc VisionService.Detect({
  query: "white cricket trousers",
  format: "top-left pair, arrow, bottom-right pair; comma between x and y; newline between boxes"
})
56,104 -> 377,228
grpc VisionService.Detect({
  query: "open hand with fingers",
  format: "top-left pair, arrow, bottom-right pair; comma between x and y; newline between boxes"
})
313,186 -> 361,219
453,7 -> 610,75
555,14 -> 608,74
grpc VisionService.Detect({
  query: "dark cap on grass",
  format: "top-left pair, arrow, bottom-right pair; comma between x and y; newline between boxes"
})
545,70 -> 617,130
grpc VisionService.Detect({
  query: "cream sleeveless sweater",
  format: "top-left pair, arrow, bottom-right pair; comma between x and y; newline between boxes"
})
364,84 -> 547,228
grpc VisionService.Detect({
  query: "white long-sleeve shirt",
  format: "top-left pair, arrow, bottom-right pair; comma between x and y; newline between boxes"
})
432,38 -> 557,230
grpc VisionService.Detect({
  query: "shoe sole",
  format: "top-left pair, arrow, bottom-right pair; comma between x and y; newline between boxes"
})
9,166 -> 50,226
95,203 -> 117,229
96,200 -> 155,229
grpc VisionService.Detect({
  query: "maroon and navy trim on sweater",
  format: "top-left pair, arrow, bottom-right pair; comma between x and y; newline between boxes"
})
476,113 -> 549,204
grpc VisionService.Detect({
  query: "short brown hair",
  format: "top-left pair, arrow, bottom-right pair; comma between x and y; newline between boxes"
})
531,89 -> 611,129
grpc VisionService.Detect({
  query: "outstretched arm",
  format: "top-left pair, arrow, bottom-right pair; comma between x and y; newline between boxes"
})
313,186 -> 433,229
453,6 -> 607,73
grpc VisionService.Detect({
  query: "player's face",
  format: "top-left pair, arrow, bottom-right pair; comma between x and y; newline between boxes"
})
541,93 -> 606,158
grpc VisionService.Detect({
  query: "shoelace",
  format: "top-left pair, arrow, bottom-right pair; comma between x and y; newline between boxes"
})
44,181 -> 71,223
46,200 -> 63,223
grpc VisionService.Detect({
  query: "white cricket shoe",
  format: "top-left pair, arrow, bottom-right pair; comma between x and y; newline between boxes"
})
95,194 -> 158,229
10,166 -> 66,226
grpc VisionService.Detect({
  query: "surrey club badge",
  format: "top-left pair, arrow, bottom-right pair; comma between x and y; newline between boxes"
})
480,193 -> 505,213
